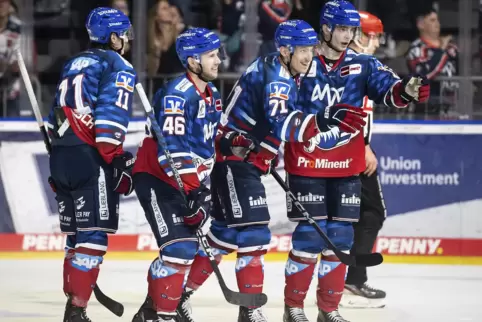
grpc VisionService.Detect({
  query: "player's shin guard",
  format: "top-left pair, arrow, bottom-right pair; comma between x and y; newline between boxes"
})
235,251 -> 265,301
316,250 -> 347,313
148,257 -> 190,314
185,248 -> 225,291
66,250 -> 104,307
63,247 -> 76,296
284,250 -> 317,308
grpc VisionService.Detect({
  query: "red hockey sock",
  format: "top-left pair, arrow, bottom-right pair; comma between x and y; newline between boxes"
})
316,252 -> 347,312
148,257 -> 190,314
63,248 -> 75,295
67,250 -> 104,307
235,252 -> 264,298
186,252 -> 222,291
284,251 -> 317,308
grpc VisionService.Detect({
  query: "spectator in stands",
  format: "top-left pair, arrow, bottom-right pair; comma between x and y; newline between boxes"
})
219,0 -> 245,71
0,0 -> 21,117
258,0 -> 291,56
110,0 -> 129,16
147,0 -> 185,77
405,7 -> 458,117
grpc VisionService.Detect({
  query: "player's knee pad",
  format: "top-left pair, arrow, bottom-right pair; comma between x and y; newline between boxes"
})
326,221 -> 354,251
291,220 -> 328,255
237,224 -> 271,255
161,240 -> 198,265
75,230 -> 108,255
207,219 -> 239,253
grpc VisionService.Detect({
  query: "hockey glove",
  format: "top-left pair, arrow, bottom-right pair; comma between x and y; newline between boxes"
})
247,147 -> 279,175
395,74 -> 430,104
112,151 -> 135,196
183,184 -> 211,229
316,103 -> 367,133
219,131 -> 256,159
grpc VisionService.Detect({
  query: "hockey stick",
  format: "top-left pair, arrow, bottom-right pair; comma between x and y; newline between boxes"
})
16,49 -> 124,317
135,83 -> 268,307
271,169 -> 383,267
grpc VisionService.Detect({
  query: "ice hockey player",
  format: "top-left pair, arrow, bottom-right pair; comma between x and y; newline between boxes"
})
282,2 -> 430,322
46,7 -> 135,322
340,10 -> 388,309
130,27 -> 225,322
176,20 -> 367,322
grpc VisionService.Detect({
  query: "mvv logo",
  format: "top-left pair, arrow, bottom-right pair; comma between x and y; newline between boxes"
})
311,83 -> 345,106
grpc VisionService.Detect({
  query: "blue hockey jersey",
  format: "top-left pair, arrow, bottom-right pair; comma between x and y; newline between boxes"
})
133,74 -> 222,192
47,48 -> 136,164
217,53 -> 320,159
285,49 -> 404,177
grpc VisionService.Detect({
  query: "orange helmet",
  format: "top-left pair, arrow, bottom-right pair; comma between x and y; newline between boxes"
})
358,11 -> 384,36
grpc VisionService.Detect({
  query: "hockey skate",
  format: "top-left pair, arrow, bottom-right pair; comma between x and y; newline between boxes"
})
283,305 -> 309,322
317,309 -> 350,322
132,296 -> 180,322
238,306 -> 268,322
63,300 -> 92,322
340,283 -> 386,309
176,290 -> 195,322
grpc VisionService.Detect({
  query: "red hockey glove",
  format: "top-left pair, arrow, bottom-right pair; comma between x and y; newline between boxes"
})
183,184 -> 211,229
394,74 -> 430,104
218,131 -> 257,159
316,103 -> 367,133
247,146 -> 279,175
112,151 -> 135,196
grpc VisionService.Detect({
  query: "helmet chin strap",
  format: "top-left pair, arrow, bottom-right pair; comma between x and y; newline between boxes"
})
188,63 -> 211,83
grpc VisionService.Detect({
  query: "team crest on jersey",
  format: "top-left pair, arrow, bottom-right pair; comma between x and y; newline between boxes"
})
304,127 -> 360,153
115,71 -> 135,92
198,100 -> 206,118
340,64 -> 362,77
269,82 -> 290,100
164,95 -> 186,115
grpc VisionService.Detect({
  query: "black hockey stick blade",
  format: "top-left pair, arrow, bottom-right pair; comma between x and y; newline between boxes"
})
93,284 -> 124,317
271,170 -> 383,268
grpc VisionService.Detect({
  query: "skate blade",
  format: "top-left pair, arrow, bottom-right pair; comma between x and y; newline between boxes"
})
339,292 -> 386,309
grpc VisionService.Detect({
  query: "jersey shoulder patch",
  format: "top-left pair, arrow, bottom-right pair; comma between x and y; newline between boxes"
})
174,77 -> 194,92
115,71 -> 135,92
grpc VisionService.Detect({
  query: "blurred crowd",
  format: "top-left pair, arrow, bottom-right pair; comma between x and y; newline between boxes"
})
1,0 -> 481,119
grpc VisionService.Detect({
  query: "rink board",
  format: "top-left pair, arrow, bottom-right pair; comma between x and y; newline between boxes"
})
1,121 -> 482,264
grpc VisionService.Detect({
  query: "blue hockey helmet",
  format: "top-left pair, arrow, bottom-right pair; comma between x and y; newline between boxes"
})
176,28 -> 225,68
86,7 -> 133,44
320,1 -> 361,29
275,20 -> 319,52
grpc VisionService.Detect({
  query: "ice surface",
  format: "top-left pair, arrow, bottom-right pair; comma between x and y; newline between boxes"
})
1,259 -> 481,321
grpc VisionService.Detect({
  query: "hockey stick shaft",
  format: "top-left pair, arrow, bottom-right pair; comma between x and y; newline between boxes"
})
271,170 -> 383,267
16,49 -> 124,317
16,49 -> 51,154
135,83 -> 267,307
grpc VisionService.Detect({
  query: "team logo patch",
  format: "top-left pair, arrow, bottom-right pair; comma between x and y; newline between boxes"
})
115,71 -> 135,92
164,95 -> 186,115
198,100 -> 206,118
268,81 -> 290,100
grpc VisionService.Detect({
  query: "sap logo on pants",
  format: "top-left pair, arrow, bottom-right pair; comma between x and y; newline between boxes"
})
285,258 -> 309,276
318,261 -> 342,277
150,259 -> 179,279
72,254 -> 102,271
